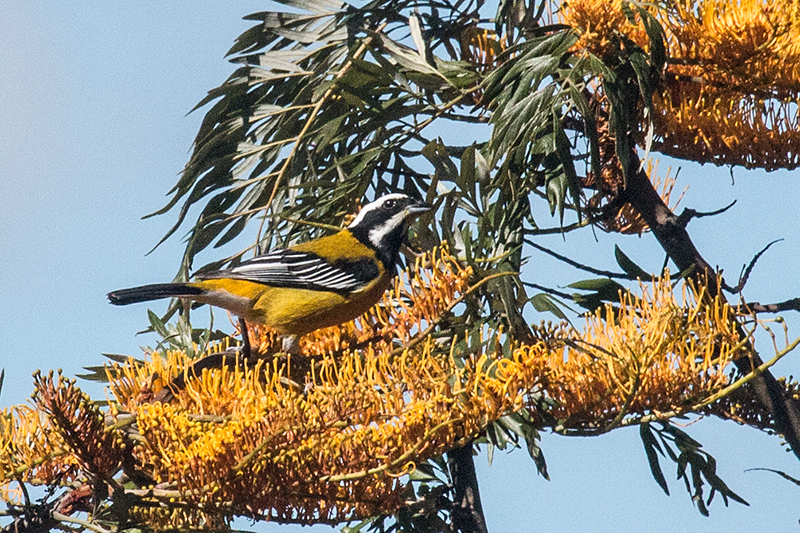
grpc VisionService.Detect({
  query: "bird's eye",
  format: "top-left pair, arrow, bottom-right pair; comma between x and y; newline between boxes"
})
383,199 -> 397,209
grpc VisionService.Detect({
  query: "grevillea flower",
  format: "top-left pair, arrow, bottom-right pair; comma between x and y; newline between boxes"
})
561,0 -> 800,170
0,249 -> 751,528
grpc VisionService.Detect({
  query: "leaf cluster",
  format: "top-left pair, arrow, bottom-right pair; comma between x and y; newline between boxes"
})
640,422 -> 748,516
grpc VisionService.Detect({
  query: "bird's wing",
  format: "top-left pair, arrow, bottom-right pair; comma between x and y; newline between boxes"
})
198,249 -> 380,293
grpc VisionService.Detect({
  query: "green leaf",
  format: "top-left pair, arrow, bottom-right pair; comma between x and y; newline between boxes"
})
530,293 -> 568,320
76,365 -> 113,383
702,460 -> 749,506
147,309 -> 171,339
408,464 -> 440,482
459,145 -> 477,191
640,423 -> 670,495
552,113 -> 581,222
669,425 -> 703,451
520,419 -> 549,480
474,149 -> 491,185
271,0 -> 342,15
376,33 -> 448,81
102,352 -> 141,364
545,172 -> 567,217
572,292 -> 603,311
408,12 -> 426,60
422,139 -> 459,182
567,278 -> 626,300
614,245 -> 650,279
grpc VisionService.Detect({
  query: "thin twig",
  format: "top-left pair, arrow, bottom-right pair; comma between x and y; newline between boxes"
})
675,200 -> 736,229
521,281 -> 573,301
744,297 -> 800,314
723,239 -> 783,293
525,218 -> 592,235
52,512 -> 111,533
524,238 -> 631,279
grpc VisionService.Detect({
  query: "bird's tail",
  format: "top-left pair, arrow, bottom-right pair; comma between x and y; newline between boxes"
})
107,283 -> 205,306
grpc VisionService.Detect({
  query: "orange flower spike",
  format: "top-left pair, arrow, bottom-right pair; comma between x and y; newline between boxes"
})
4,249 -> 753,525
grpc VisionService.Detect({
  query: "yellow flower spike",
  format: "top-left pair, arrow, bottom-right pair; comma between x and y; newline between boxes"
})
4,248 -> 760,526
561,0 -> 800,170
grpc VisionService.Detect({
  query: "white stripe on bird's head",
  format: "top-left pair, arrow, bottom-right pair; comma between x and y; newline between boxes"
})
367,210 -> 409,249
347,193 -> 412,229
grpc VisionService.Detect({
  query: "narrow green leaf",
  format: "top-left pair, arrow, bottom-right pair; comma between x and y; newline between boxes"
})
676,451 -> 690,480
459,145 -> 476,191
572,292 -> 603,311
703,461 -> 749,506
614,245 -> 650,279
272,0 -> 343,15
545,172 -> 566,217
475,150 -> 491,185
408,12 -> 426,60
668,426 -> 703,450
76,366 -> 112,383
567,278 -> 626,297
408,465 -> 440,482
530,293 -> 568,320
147,309 -> 171,339
376,33 -> 448,81
552,113 -> 581,221
421,139 -> 458,182
640,424 -> 670,495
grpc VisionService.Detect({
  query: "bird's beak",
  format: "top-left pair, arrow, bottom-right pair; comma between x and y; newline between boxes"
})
406,200 -> 432,217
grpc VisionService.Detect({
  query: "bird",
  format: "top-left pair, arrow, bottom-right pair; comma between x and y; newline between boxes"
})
108,193 -> 431,355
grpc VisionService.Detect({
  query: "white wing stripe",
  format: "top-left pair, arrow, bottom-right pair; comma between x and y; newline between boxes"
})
215,248 -> 371,291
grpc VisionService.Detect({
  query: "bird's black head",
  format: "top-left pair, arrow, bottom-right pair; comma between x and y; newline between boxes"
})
348,193 -> 431,267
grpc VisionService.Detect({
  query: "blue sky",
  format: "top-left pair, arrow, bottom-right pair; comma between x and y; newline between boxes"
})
1,3 -> 799,532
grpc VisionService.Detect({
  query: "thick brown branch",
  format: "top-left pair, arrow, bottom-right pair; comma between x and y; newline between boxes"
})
447,443 -> 489,533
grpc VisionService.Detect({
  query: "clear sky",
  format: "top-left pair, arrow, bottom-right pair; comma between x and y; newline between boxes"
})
1,3 -> 798,532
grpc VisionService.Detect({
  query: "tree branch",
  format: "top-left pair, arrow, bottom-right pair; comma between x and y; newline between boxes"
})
447,443 -> 489,533
675,200 -> 736,229
723,239 -> 783,294
745,298 -> 800,314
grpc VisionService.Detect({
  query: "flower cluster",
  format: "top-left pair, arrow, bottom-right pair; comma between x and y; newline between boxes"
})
517,278 -> 741,430
0,371 -> 127,506
561,0 -> 651,58
561,0 -> 800,170
653,82 -> 800,170
0,250 -> 749,529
